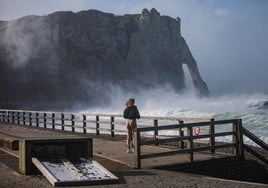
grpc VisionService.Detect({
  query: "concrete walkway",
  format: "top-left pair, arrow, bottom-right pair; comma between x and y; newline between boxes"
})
0,122 -> 229,169
0,122 -> 268,188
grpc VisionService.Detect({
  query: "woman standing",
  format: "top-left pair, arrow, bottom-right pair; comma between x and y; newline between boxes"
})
123,98 -> 140,153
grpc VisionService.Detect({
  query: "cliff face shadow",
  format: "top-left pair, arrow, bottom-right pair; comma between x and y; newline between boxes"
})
154,158 -> 268,184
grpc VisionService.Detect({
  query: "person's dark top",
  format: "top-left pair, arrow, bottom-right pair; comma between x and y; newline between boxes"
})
124,105 -> 140,119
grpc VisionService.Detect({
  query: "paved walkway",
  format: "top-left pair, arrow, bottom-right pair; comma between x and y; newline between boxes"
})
0,122 -> 227,169
0,122 -> 267,188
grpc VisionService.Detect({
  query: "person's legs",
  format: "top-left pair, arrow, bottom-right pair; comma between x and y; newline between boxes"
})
126,119 -> 133,152
130,119 -> 137,150
127,124 -> 132,148
126,119 -> 137,153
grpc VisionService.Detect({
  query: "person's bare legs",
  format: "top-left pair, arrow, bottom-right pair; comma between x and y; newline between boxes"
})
126,119 -> 136,153
131,129 -> 135,148
127,124 -> 133,150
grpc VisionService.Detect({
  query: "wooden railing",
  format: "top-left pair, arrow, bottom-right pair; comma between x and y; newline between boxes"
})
242,127 -> 268,165
134,119 -> 268,168
134,119 -> 244,168
0,109 -> 209,138
1,109 -> 265,168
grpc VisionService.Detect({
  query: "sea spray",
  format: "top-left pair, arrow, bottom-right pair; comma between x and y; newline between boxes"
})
82,88 -> 268,145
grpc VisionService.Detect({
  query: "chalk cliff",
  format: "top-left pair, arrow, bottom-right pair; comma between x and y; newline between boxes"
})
0,8 -> 209,110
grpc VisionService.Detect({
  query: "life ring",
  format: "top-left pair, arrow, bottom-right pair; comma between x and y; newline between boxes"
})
194,126 -> 200,136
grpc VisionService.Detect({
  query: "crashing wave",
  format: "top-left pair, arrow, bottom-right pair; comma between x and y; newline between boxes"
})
246,100 -> 268,109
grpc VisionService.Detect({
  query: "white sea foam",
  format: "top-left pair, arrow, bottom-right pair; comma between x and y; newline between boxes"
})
82,88 -> 268,144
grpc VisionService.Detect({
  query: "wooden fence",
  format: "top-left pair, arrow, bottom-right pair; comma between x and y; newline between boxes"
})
0,109 -> 267,168
0,109 -> 209,138
134,118 -> 268,168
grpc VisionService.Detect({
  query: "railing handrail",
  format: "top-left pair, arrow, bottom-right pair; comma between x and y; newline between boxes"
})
1,109 -> 266,167
242,127 -> 268,150
242,127 -> 268,165
0,109 -> 210,122
134,119 -> 268,168
134,119 -> 244,168
137,119 -> 240,131
0,109 -> 211,138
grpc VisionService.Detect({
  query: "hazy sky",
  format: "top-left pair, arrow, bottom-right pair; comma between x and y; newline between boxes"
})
1,0 -> 268,95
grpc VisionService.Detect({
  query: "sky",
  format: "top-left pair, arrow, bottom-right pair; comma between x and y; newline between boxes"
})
0,0 -> 268,95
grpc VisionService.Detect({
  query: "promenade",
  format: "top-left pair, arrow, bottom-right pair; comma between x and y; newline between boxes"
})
0,122 -> 267,188
0,122 -> 232,168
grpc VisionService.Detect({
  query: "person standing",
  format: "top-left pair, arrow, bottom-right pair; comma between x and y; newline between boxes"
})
123,98 -> 140,153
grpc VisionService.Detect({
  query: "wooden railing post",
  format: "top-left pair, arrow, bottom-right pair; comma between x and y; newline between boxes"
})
135,129 -> 141,169
23,112 -> 26,125
71,114 -> 75,132
232,120 -> 239,156
12,111 -> 15,123
5,111 -> 7,122
10,111 -> 12,123
3,111 -> 5,122
153,119 -> 158,144
43,113 -> 47,128
110,116 -> 114,137
1,111 -> 4,122
17,112 -> 20,124
2,111 -> 5,122
61,114 -> 64,131
96,115 -> 100,135
83,114 -> 86,134
36,113 -> 39,127
1,111 -> 3,122
237,119 -> 244,159
233,119 -> 244,159
7,111 -> 10,123
52,113 -> 55,129
3,111 -> 6,122
187,126 -> 194,162
179,121 -> 184,149
29,112 -> 32,126
210,118 -> 215,153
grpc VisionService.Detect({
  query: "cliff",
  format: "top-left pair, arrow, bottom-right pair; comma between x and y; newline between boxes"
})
0,8 -> 209,110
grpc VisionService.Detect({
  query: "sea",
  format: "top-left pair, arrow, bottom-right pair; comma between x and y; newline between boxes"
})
84,89 -> 268,146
